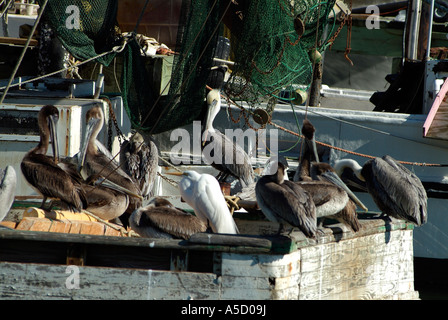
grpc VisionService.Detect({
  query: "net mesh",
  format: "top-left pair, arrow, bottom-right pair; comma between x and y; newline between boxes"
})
224,0 -> 336,108
38,0 -> 337,134
37,0 -> 120,66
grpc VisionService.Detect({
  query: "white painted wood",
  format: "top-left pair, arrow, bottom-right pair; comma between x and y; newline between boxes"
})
0,219 -> 419,300
0,262 -> 220,300
220,251 -> 301,278
0,96 -> 131,198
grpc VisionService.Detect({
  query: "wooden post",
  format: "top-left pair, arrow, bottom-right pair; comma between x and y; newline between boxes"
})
308,61 -> 323,107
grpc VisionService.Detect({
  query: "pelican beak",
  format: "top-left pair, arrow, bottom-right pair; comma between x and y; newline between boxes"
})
306,136 -> 320,163
202,129 -> 209,147
94,177 -> 143,200
321,171 -> 369,212
202,99 -> 218,147
48,114 -> 59,164
78,117 -> 100,171
166,171 -> 185,176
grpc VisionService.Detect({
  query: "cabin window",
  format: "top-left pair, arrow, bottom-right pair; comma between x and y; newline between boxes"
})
0,109 -> 39,136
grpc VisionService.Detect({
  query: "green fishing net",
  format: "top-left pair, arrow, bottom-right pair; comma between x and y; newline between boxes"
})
37,0 -> 120,66
224,0 -> 337,108
38,0 -> 337,133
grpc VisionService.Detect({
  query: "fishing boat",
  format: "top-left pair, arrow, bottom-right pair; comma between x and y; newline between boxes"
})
0,0 -> 446,300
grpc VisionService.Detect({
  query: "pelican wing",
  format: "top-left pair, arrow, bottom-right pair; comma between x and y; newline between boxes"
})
296,181 -> 333,206
380,155 -> 427,225
336,200 -> 362,232
221,134 -> 255,186
367,157 -> 427,225
256,178 -> 316,238
142,208 -> 207,240
138,141 -> 159,197
21,153 -> 87,211
120,139 -> 141,179
204,131 -> 255,187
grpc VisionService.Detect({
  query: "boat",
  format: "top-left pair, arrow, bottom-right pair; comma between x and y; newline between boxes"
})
0,0 -> 446,300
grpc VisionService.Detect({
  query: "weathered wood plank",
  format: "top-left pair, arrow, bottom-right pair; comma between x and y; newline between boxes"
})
0,221 -> 16,229
423,77 -> 448,138
0,261 -> 221,300
298,229 -> 415,300
0,215 -> 419,300
48,220 -> 71,234
23,207 -> 100,222
188,233 -> 272,248
425,101 -> 448,140
220,251 -> 301,278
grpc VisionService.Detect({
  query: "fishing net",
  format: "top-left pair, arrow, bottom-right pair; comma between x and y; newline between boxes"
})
38,0 -> 337,134
224,0 -> 337,108
37,0 -> 120,66
134,0 -> 225,133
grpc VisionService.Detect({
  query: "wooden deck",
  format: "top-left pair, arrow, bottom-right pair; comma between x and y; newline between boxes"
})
424,78 -> 448,139
0,209 -> 419,300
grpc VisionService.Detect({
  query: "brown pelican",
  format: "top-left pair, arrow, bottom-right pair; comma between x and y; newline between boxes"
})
0,165 -> 16,222
294,119 -> 365,232
58,157 -> 141,221
305,163 -> 363,232
120,132 -> 159,200
130,197 -> 207,239
255,162 -> 317,238
333,155 -> 428,226
82,174 -> 131,221
294,119 -> 320,182
78,105 -> 142,225
179,170 -> 239,234
202,89 -> 255,187
21,105 -> 87,212
237,155 -> 290,202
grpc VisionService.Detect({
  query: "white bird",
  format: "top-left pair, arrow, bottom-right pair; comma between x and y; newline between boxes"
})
0,165 -> 16,222
334,155 -> 428,226
179,170 -> 239,234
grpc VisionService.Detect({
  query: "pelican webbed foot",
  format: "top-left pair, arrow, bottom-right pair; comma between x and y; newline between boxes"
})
224,195 -> 240,215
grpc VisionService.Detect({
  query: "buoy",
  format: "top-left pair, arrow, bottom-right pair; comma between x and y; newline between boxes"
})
252,108 -> 270,125
294,16 -> 305,37
293,89 -> 308,105
309,49 -> 322,63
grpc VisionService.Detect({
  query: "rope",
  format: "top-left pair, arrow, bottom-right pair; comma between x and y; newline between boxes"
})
0,38 -> 128,92
214,87 -> 447,168
156,172 -> 179,188
267,118 -> 445,167
159,156 -> 183,173
82,210 -> 140,237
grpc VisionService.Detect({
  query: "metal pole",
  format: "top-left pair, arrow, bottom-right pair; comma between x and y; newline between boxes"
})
0,0 -> 48,104
406,0 -> 422,61
426,0 -> 435,60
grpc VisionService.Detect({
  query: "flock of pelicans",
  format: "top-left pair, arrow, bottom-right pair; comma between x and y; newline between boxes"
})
0,89 -> 428,241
